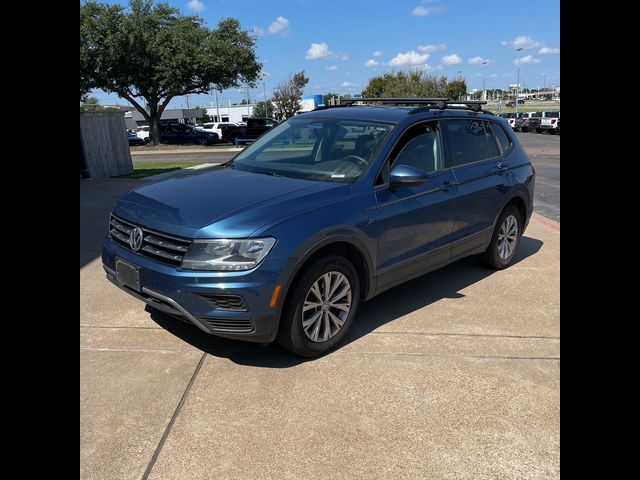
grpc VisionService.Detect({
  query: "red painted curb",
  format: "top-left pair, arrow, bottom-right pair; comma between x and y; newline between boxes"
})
532,214 -> 560,232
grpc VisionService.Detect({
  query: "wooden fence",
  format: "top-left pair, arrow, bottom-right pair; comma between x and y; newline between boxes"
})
80,110 -> 133,178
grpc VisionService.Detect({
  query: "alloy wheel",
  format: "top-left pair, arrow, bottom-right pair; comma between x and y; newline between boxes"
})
497,214 -> 518,260
301,271 -> 352,343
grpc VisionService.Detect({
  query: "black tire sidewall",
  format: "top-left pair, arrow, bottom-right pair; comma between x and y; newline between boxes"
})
485,205 -> 523,269
279,255 -> 360,357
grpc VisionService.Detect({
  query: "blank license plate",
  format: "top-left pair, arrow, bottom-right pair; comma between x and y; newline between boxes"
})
116,259 -> 141,292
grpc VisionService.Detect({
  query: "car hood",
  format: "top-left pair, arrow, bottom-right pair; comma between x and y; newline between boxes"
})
113,166 -> 350,238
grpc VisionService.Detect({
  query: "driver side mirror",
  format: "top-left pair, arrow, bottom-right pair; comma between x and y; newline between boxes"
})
389,164 -> 428,190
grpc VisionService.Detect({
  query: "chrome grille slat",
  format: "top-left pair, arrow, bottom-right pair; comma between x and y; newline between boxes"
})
145,234 -> 189,253
141,245 -> 183,262
109,214 -> 191,266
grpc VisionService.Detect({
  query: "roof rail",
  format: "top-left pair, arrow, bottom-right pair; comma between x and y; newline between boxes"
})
337,97 -> 488,113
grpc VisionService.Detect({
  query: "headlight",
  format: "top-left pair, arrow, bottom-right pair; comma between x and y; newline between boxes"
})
181,238 -> 276,271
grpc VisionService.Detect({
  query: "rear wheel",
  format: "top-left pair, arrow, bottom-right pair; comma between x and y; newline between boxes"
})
277,255 -> 360,357
482,205 -> 523,269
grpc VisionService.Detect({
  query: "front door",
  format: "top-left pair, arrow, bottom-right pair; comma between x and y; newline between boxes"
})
371,121 -> 458,291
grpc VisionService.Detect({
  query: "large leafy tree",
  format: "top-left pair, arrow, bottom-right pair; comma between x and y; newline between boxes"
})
80,0 -> 261,144
362,71 -> 464,100
272,71 -> 309,120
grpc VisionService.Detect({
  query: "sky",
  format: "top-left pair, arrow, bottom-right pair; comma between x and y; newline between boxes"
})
90,0 -> 560,109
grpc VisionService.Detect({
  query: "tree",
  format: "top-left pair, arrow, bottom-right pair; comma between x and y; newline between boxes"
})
80,0 -> 261,144
251,101 -> 272,118
197,108 -> 209,123
443,79 -> 467,101
323,92 -> 340,106
362,71 -> 449,98
272,71 -> 309,120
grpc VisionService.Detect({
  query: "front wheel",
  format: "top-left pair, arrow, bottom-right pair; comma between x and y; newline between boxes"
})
482,205 -> 523,269
277,255 -> 360,357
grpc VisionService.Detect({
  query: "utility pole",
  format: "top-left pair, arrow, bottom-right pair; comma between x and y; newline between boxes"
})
263,81 -> 268,119
245,85 -> 250,117
186,95 -> 190,109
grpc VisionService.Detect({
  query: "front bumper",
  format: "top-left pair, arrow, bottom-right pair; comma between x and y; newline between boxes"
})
102,236 -> 284,343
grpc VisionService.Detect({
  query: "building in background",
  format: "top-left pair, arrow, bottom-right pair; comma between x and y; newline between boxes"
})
205,104 -> 255,124
128,108 -> 204,127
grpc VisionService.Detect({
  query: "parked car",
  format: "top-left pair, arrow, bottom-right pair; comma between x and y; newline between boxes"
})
135,126 -> 151,144
103,98 -> 534,357
515,116 -> 541,133
127,132 -> 145,146
159,123 -> 219,145
539,111 -> 560,134
222,117 -> 280,144
505,99 -> 525,108
198,122 -> 239,138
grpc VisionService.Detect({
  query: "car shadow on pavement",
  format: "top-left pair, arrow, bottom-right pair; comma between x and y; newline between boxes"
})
147,236 -> 543,368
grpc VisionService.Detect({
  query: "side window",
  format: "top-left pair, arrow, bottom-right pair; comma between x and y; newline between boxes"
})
488,122 -> 512,156
390,122 -> 443,173
442,119 -> 499,168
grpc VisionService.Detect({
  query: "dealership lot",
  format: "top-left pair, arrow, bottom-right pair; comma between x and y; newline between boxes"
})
81,166 -> 559,479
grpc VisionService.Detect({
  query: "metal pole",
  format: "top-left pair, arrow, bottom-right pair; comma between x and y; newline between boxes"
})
263,81 -> 268,119
214,88 -> 220,123
515,48 -> 523,115
246,85 -> 250,117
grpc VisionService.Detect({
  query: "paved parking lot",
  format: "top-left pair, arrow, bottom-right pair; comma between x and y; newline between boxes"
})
81,168 -> 559,479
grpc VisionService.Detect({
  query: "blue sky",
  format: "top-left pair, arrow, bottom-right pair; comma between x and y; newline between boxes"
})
91,0 -> 560,108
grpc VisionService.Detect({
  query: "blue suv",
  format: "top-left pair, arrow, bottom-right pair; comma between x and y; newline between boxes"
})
102,98 -> 535,357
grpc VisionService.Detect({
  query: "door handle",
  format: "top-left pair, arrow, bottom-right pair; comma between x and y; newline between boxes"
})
439,181 -> 456,191
496,162 -> 509,173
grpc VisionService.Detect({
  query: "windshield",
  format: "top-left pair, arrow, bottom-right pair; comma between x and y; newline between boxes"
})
231,117 -> 394,183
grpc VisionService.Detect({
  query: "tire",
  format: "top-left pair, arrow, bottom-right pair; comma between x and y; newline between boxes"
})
198,138 -> 208,145
481,205 -> 523,269
536,128 -> 543,134
277,255 -> 361,357
144,138 -> 151,144
549,130 -> 556,135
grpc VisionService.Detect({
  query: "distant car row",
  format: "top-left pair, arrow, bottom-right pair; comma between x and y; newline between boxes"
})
127,117 -> 280,146
498,111 -> 560,134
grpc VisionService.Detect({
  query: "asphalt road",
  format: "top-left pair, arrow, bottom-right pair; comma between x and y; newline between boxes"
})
131,133 -> 560,222
516,132 -> 560,222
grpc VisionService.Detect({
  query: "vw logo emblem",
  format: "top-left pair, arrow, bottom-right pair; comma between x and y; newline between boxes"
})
129,227 -> 144,251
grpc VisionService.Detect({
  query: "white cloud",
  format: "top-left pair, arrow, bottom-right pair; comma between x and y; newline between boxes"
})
340,81 -> 356,87
412,5 -> 444,16
187,0 -> 205,12
418,43 -> 446,53
305,43 -> 348,61
514,55 -> 541,65
251,26 -> 265,36
502,35 -> 543,49
268,16 -> 290,36
373,50 -> 384,57
365,59 -> 379,67
325,65 -> 338,71
468,56 -> 490,65
306,42 -> 331,59
539,47 -> 560,54
389,50 -> 429,66
490,73 -> 498,78
442,54 -> 462,65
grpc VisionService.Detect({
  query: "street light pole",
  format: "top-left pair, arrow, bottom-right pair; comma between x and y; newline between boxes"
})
482,60 -> 488,101
263,81 -> 268,120
515,47 -> 523,115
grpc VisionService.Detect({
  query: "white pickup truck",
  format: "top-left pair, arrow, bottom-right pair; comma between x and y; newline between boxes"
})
539,111 -> 560,134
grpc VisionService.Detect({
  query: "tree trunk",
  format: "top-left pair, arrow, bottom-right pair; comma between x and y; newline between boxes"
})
148,103 -> 160,146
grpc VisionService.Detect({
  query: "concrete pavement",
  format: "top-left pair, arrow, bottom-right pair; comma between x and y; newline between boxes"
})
80,178 -> 559,480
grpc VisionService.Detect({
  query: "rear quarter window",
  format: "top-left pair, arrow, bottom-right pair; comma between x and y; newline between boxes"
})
487,122 -> 512,156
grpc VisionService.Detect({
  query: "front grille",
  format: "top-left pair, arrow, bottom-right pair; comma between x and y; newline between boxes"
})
198,294 -> 248,311
109,214 -> 191,266
198,317 -> 254,333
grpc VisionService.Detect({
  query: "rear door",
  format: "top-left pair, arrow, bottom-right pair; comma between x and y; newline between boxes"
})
441,118 -> 511,259
372,121 -> 458,289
